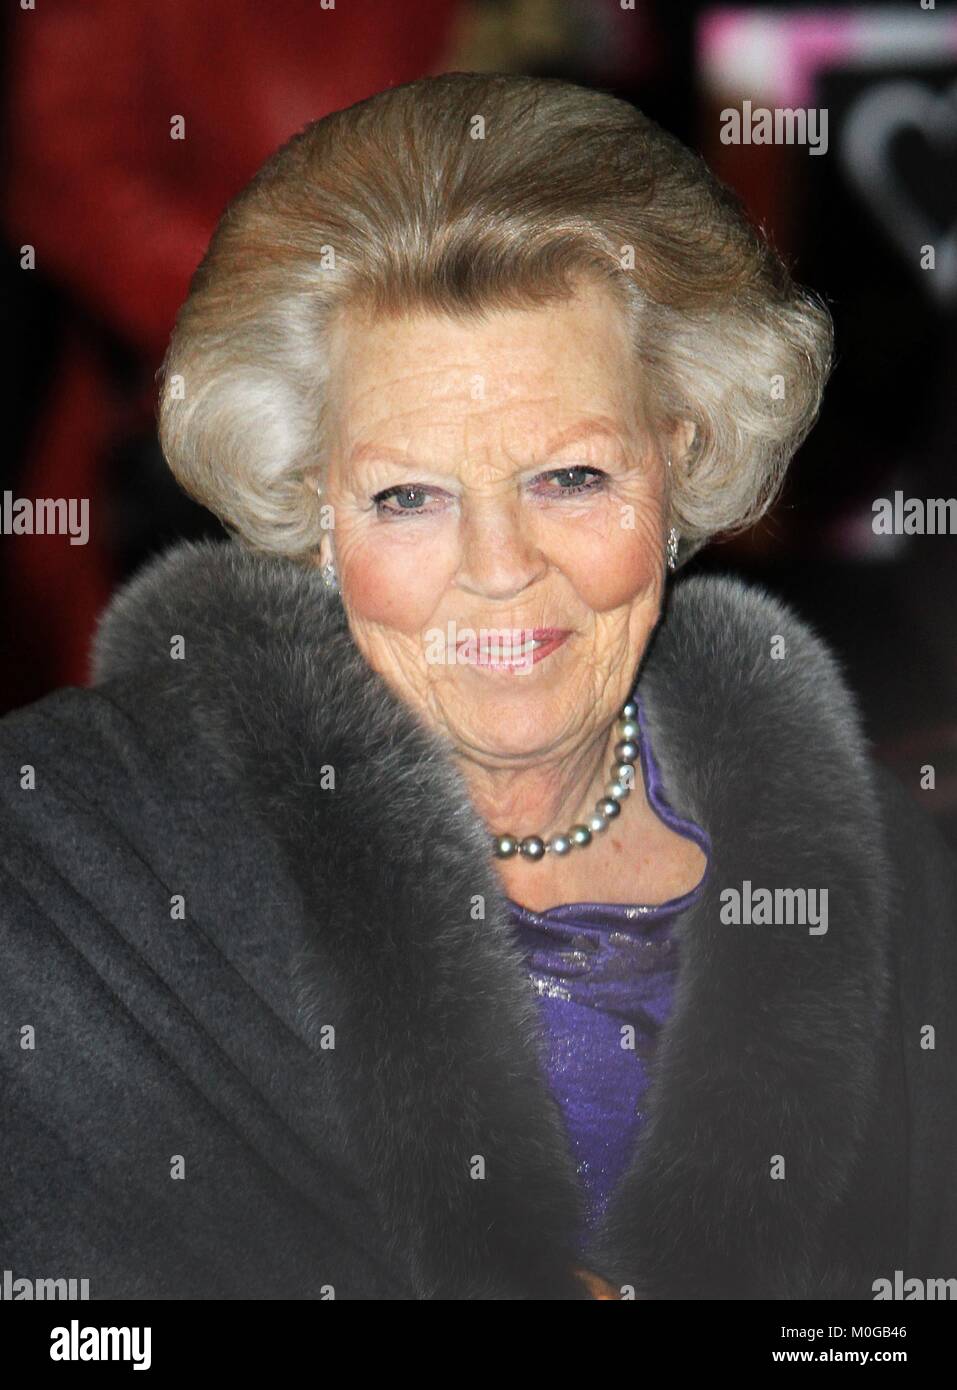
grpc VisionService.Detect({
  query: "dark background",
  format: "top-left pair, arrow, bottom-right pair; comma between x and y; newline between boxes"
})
2,0 -> 955,845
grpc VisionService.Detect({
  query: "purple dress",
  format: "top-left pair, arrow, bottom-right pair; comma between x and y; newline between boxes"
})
506,691 -> 711,1246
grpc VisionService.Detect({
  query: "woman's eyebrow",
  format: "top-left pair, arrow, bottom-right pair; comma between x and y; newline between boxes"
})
347,421 -> 628,471
542,420 -> 627,455
346,441 -> 414,469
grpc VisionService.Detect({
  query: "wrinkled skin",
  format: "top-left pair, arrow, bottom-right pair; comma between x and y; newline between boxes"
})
309,278 -> 704,909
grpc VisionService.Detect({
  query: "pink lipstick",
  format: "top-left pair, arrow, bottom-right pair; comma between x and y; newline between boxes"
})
455,627 -> 571,671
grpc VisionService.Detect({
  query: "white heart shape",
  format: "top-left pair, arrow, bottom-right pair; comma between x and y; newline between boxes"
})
840,79 -> 957,305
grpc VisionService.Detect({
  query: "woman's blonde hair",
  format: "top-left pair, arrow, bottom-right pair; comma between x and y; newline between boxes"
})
158,71 -> 834,564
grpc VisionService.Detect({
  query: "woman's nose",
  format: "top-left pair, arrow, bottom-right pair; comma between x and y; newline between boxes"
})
454,496 -> 548,601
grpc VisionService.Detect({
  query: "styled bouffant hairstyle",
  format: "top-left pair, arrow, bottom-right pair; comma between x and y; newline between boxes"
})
157,71 -> 834,565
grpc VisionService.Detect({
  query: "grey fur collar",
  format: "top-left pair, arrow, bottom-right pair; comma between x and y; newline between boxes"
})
91,539 -> 891,1299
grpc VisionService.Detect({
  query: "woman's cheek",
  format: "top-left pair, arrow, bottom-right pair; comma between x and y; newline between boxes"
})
339,526 -> 452,633
557,507 -> 662,612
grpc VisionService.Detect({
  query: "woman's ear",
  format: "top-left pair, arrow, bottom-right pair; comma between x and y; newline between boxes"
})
671,419 -> 697,466
317,531 -> 334,570
301,468 -> 332,569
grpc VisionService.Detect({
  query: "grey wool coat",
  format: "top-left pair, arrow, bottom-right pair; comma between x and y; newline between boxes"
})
1,537 -> 955,1301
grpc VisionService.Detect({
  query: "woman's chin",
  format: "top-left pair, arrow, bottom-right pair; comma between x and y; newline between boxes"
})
449,705 -> 571,762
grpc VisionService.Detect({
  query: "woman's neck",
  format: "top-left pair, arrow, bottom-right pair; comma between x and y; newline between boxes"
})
455,719 -> 622,847
450,716 -> 667,910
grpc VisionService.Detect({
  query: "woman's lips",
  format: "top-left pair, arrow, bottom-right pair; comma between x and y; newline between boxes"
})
455,627 -> 571,671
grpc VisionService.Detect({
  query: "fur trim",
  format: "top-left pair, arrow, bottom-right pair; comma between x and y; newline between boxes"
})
91,540 -> 890,1299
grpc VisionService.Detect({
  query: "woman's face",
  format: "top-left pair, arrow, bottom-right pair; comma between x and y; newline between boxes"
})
317,277 -> 672,767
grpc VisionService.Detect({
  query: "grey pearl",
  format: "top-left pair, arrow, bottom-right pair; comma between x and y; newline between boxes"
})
549,834 -> 572,856
588,812 -> 608,834
614,739 -> 639,764
493,835 -> 518,858
597,797 -> 622,819
519,836 -> 546,860
608,781 -> 631,801
622,701 -> 638,721
619,720 -> 639,743
570,824 -> 593,848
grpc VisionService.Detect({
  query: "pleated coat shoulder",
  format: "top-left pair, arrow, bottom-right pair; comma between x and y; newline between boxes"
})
1,537 -> 955,1300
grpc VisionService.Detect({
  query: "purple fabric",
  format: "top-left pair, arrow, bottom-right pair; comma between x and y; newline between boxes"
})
506,690 -> 711,1245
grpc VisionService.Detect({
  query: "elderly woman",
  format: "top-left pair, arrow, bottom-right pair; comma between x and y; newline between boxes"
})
1,72 -> 955,1303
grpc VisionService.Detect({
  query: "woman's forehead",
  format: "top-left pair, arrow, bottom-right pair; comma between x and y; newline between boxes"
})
324,298 -> 642,458
329,406 -> 645,483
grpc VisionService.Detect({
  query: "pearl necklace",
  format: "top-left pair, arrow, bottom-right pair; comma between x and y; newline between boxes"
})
491,700 -> 640,862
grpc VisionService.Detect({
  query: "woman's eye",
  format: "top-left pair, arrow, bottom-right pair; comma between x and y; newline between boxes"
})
372,484 -> 444,517
534,466 -> 607,496
372,467 -> 606,516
